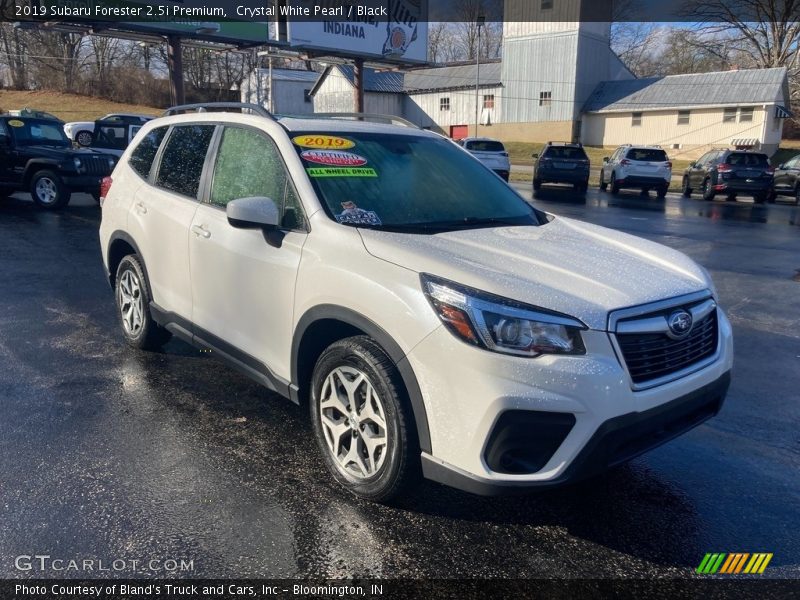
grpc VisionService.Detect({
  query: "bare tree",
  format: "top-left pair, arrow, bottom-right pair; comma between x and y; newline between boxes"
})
0,23 -> 30,89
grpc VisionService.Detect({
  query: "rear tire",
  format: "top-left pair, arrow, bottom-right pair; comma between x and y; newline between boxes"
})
599,172 -> 608,191
726,193 -> 737,202
75,130 -> 93,147
30,170 -> 71,210
114,255 -> 172,351
610,172 -> 620,195
533,178 -> 541,191
795,186 -> 800,205
657,185 -> 668,199
310,336 -> 419,502
681,176 -> 692,198
701,178 -> 715,201
753,193 -> 767,205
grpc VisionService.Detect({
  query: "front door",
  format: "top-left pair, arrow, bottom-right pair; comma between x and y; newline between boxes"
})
189,125 -> 308,381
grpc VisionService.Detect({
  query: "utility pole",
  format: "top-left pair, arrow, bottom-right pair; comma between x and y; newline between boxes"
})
475,15 -> 485,137
354,57 -> 365,112
167,35 -> 185,105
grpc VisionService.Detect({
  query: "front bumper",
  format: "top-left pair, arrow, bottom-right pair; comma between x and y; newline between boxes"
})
408,308 -> 734,494
423,371 -> 730,495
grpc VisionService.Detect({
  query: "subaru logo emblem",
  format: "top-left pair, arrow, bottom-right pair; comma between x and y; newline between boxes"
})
667,310 -> 693,339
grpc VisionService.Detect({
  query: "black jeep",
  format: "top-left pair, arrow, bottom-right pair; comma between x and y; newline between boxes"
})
0,116 -> 116,209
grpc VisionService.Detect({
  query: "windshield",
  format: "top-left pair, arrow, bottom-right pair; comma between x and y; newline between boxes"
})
465,140 -> 505,152
7,118 -> 70,147
293,132 -> 541,231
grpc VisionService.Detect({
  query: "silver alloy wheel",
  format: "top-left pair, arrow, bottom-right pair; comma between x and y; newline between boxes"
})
76,131 -> 93,146
35,177 -> 58,205
118,269 -> 144,337
319,366 -> 388,480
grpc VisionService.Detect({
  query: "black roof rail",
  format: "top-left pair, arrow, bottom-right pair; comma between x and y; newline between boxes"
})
291,112 -> 421,129
162,102 -> 275,119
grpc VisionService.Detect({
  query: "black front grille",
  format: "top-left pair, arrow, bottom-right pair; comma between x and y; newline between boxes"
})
82,155 -> 111,175
617,309 -> 718,385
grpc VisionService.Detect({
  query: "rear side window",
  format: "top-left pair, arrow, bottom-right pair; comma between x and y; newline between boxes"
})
129,126 -> 167,179
726,153 -> 768,167
543,146 -> 587,159
627,148 -> 668,162
155,125 -> 215,199
465,140 -> 505,152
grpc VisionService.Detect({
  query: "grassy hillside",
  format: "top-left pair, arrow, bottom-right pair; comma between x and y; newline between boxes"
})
0,90 -> 160,122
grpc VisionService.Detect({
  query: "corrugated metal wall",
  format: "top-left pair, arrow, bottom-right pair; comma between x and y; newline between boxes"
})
313,68 -> 404,116
405,87 -> 503,130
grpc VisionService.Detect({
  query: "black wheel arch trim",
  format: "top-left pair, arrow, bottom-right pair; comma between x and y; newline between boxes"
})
292,304 -> 432,454
23,160 -> 63,185
107,231 -> 148,290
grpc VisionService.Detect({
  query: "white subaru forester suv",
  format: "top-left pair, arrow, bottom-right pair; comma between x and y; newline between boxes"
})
99,104 -> 733,502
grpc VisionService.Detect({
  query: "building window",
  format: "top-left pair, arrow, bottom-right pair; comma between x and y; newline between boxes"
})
541,0 -> 553,9
678,110 -> 691,125
539,91 -> 552,107
739,107 -> 754,122
723,107 -> 737,123
303,89 -> 312,103
632,112 -> 642,126
440,97 -> 450,111
483,94 -> 495,109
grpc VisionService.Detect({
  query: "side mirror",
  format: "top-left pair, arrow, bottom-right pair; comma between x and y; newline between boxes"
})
778,163 -> 786,170
227,196 -> 279,229
532,153 -> 539,158
602,156 -> 609,162
689,161 -> 697,168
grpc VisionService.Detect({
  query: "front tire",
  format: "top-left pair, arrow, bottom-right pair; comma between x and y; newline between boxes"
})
599,172 -> 608,191
533,178 -> 541,191
114,255 -> 172,350
30,170 -> 71,209
310,336 -> 418,502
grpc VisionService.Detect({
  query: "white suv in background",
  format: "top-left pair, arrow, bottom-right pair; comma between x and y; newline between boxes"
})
458,137 -> 511,181
99,104 -> 732,501
600,145 -> 673,197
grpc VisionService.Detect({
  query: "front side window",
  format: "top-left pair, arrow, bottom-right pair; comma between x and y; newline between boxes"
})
155,124 -> 215,199
210,126 -> 305,230
129,126 -> 167,179
294,131 -> 541,231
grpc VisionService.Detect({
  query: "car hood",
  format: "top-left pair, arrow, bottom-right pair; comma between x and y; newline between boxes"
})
25,145 -> 112,159
358,216 -> 710,331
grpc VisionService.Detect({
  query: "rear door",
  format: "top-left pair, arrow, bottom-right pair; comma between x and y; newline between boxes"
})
127,123 -> 216,322
690,152 -> 714,187
188,125 -> 308,380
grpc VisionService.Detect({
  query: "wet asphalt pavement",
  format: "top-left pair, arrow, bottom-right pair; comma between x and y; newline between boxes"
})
0,187 -> 799,580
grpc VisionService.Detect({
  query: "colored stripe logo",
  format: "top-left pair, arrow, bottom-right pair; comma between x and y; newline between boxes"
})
697,553 -> 773,574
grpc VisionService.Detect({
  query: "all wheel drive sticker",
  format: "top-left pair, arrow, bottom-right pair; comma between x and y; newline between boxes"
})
294,135 -> 378,179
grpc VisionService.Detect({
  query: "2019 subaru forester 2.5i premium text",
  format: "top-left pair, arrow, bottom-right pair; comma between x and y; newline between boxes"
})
99,104 -> 733,502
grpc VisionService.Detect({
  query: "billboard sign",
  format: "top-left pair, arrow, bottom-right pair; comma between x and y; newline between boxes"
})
288,0 -> 428,64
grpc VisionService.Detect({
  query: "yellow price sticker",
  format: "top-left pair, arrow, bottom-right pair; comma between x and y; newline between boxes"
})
8,119 -> 24,127
293,135 -> 355,150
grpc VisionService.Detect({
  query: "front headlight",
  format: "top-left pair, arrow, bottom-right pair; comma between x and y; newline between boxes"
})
421,274 -> 586,357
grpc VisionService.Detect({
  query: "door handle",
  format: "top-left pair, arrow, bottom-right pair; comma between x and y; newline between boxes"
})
191,224 -> 211,239
134,201 -> 147,214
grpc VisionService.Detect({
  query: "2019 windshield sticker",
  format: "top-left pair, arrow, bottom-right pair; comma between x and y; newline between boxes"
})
306,167 -> 378,178
336,201 -> 382,226
293,135 -> 355,150
301,150 -> 368,167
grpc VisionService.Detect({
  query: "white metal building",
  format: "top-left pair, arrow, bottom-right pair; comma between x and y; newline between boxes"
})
240,67 -> 320,115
